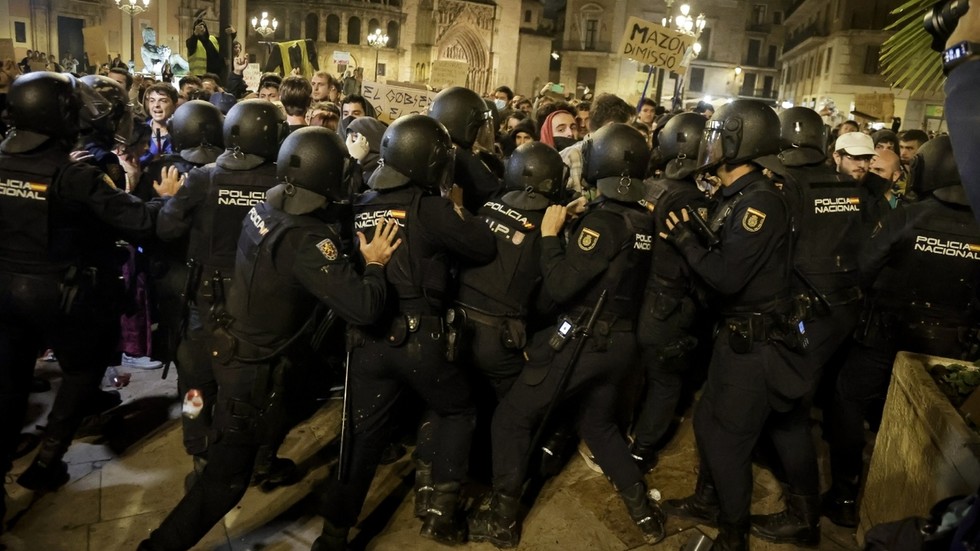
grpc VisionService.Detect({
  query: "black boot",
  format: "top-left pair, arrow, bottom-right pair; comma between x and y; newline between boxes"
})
821,478 -> 859,528
713,523 -> 748,551
751,493 -> 821,546
419,482 -> 467,545
414,460 -> 434,518
619,482 -> 666,544
468,491 -> 521,548
661,469 -> 720,525
17,454 -> 69,492
629,440 -> 658,473
311,519 -> 350,551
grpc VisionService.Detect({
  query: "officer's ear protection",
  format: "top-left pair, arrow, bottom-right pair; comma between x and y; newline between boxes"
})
721,117 -> 742,161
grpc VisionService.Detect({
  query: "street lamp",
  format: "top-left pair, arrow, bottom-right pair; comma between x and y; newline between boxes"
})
251,12 -> 278,38
115,0 -> 150,72
367,28 -> 389,82
115,0 -> 150,16
649,1 -> 706,110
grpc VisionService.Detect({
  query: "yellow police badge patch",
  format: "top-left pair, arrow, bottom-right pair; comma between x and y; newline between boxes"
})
742,207 -> 766,233
578,227 -> 600,251
316,238 -> 338,261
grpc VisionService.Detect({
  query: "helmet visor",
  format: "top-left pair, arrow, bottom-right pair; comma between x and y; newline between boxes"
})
73,77 -> 115,134
474,113 -> 496,153
113,107 -> 134,145
696,120 -> 726,173
907,154 -> 924,195
437,146 -> 457,195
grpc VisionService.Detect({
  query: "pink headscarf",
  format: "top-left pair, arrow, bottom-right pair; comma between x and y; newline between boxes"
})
539,110 -> 573,149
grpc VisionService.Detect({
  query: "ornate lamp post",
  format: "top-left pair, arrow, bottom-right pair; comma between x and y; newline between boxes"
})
367,28 -> 389,82
251,12 -> 279,38
115,0 -> 150,70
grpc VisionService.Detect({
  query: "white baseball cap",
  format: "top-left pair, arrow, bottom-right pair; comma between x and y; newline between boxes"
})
835,132 -> 875,157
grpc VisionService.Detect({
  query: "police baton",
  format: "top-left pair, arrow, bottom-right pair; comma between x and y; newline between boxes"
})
524,290 -> 607,470
337,346 -> 353,483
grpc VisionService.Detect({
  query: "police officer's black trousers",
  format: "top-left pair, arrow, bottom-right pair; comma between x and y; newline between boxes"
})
695,334 -> 818,528
462,317 -> 525,401
0,271 -> 120,470
174,305 -> 218,456
146,359 -> 270,550
824,341 -> 895,493
319,330 -> 476,529
491,328 -> 642,497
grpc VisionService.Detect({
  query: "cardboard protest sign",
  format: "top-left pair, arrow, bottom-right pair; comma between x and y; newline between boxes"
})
362,80 -> 437,123
619,17 -> 695,75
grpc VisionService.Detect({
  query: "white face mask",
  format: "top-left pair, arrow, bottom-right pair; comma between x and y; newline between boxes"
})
494,98 -> 507,111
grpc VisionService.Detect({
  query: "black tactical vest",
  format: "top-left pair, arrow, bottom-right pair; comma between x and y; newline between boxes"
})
457,197 -> 544,316
575,200 -> 655,319
190,163 -> 276,276
783,165 -> 864,293
229,201 -> 325,346
0,151 -> 58,269
875,198 -> 980,322
646,177 -> 710,290
354,185 -> 447,314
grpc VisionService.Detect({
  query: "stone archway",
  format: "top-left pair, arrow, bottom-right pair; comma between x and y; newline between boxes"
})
435,23 -> 488,91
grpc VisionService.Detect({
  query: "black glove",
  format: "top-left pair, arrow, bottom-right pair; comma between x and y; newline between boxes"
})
661,214 -> 701,251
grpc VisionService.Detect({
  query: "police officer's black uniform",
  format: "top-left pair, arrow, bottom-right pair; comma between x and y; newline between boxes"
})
632,113 -> 711,470
0,72 -> 172,493
823,136 -> 980,528
428,86 -> 504,214
470,123 -> 664,548
141,127 -> 395,551
156,99 -> 282,462
316,115 -> 496,548
662,101 -> 811,551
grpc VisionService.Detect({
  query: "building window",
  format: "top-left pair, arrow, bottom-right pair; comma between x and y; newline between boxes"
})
767,45 -> 777,67
306,14 -> 319,41
698,27 -> 711,59
377,63 -> 386,76
348,17 -> 361,44
387,21 -> 399,48
864,45 -> 880,74
817,50 -> 824,75
576,66 -> 597,93
752,4 -> 766,24
762,75 -> 774,97
688,67 -> 705,92
369,19 -> 380,35
14,21 -> 28,44
740,72 -> 757,96
825,47 -> 833,72
773,11 -> 783,24
584,19 -> 599,50
524,10 -> 532,23
326,15 -> 340,42
746,39 -> 761,66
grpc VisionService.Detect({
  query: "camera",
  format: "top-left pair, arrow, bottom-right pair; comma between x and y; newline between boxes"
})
924,0 -> 971,51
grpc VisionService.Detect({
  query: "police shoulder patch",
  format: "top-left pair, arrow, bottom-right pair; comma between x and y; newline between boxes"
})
741,207 -> 766,233
578,227 -> 600,251
316,238 -> 338,261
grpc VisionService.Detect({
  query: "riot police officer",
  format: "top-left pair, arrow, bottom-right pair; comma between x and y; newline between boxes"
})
630,112 -> 711,472
660,100 -> 809,551
139,127 -> 402,551
469,123 -> 664,547
78,73 -> 134,188
822,135 -> 980,528
428,86 -> 503,214
314,114 -> 496,549
156,99 -> 286,481
2,72 -> 178,494
746,106 -> 867,544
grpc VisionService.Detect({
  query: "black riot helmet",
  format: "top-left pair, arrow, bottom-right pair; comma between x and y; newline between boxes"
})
79,74 -> 134,146
584,123 -> 650,202
169,100 -> 224,153
697,99 -> 780,172
368,114 -> 455,192
653,112 -> 707,180
428,86 -> 494,150
909,135 -> 964,203
222,99 -> 287,160
268,126 -> 350,215
2,72 -> 109,153
776,106 -> 828,166
503,142 -> 567,210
